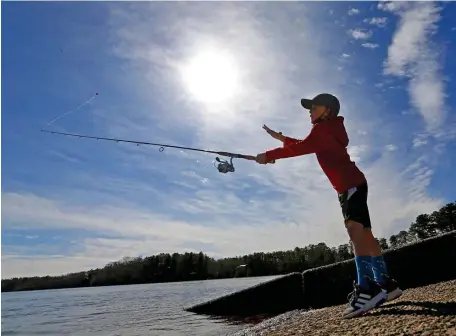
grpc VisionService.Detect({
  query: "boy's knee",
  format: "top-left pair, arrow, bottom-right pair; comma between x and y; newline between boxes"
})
345,220 -> 364,231
345,220 -> 364,239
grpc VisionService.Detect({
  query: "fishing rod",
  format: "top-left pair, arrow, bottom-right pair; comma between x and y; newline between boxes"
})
40,129 -> 274,174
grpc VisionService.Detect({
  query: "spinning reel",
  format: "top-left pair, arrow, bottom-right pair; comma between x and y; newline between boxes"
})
214,157 -> 235,174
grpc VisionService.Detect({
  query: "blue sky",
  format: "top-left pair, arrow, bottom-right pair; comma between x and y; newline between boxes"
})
2,1 -> 456,278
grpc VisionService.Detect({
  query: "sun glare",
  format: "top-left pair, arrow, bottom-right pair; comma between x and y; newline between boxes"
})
181,49 -> 239,105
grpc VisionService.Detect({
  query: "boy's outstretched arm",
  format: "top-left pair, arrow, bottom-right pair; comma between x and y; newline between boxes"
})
282,137 -> 300,147
261,124 -> 330,162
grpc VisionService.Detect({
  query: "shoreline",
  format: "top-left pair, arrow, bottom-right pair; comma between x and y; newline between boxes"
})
230,279 -> 456,336
1,275 -> 279,293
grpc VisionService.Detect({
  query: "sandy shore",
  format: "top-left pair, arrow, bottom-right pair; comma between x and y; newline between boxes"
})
231,279 -> 456,336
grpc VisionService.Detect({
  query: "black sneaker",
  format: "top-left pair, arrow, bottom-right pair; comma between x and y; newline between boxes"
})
377,275 -> 403,302
342,278 -> 387,319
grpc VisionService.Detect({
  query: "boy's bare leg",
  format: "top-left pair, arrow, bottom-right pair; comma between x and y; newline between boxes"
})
346,220 -> 372,255
364,228 -> 382,256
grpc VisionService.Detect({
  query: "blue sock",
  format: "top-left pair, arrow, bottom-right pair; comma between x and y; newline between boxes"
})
371,256 -> 388,284
355,256 -> 374,289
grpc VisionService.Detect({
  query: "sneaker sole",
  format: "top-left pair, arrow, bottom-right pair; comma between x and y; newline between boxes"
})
386,288 -> 403,302
342,291 -> 387,319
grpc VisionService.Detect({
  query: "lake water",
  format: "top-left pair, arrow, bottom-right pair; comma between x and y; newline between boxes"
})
1,276 -> 278,336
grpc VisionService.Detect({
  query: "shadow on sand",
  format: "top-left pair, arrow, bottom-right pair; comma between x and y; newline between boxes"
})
368,300 -> 456,317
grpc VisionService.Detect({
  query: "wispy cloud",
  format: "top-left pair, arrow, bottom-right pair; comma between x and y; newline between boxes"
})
348,28 -> 372,40
381,1 -> 445,132
377,1 -> 410,13
348,8 -> 360,16
412,134 -> 429,148
364,17 -> 388,28
362,42 -> 379,49
385,144 -> 397,152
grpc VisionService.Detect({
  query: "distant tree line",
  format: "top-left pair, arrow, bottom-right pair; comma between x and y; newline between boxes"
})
2,201 -> 455,292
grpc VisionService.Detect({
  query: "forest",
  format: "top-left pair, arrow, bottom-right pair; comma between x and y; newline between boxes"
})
2,201 -> 455,292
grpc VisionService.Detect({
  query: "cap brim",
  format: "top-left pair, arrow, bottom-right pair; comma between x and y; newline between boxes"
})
300,98 -> 313,110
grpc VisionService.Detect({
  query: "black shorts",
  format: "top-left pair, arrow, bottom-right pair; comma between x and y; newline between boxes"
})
337,182 -> 371,228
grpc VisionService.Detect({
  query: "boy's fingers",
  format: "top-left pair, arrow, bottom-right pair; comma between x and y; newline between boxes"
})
263,126 -> 275,135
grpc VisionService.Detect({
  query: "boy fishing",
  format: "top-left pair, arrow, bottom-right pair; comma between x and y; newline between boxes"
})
254,93 -> 402,318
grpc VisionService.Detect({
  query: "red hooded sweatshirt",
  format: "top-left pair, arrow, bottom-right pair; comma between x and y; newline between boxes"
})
265,116 -> 366,194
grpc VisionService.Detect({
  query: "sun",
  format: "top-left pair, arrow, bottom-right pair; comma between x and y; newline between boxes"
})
181,49 -> 239,105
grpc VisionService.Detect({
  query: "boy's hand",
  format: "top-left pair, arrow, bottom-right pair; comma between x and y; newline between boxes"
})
255,153 -> 269,164
263,125 -> 284,142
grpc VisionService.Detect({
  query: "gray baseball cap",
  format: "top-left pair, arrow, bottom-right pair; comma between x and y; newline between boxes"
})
300,93 -> 340,115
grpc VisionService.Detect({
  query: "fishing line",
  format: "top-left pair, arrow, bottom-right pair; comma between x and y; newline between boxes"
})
44,92 -> 99,127
40,91 -> 275,173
